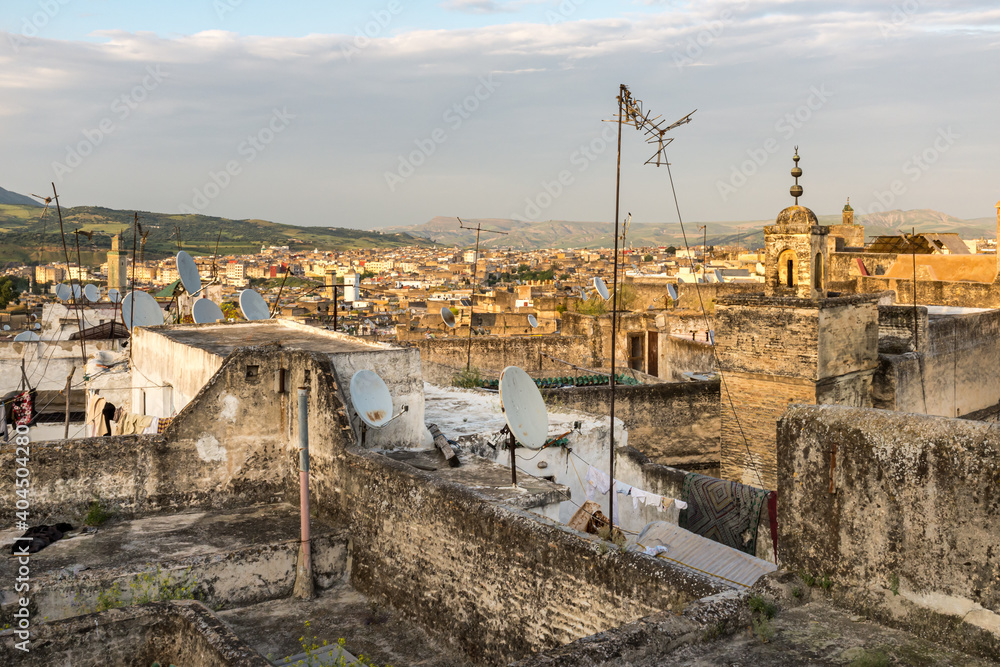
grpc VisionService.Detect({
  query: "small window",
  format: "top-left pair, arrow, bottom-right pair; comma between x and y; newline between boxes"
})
245,365 -> 260,379
813,253 -> 823,289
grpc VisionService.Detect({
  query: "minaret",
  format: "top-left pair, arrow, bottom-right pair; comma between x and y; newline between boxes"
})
107,234 -> 128,292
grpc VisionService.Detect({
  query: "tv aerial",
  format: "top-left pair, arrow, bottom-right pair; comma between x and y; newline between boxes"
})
192,298 -> 225,324
239,289 -> 271,321
499,365 -> 549,488
349,369 -> 408,448
607,88 -> 696,167
121,291 -> 164,330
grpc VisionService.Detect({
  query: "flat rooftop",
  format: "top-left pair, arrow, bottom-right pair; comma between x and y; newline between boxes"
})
142,319 -> 385,358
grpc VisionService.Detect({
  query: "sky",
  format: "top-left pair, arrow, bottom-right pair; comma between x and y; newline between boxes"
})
1,1 -> 998,231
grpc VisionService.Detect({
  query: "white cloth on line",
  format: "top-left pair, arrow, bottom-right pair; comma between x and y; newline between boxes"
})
585,466 -> 611,500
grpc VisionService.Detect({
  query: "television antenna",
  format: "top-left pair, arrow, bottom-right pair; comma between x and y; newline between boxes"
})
498,365 -> 549,488
457,217 -> 508,372
600,84 -> 696,526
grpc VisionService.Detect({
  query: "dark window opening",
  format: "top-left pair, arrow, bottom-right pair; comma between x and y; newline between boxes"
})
786,260 -> 794,288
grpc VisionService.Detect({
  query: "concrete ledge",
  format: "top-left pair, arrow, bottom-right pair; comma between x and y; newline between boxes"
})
0,600 -> 270,666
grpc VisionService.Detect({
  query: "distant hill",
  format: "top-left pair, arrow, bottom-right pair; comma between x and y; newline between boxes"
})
388,210 -> 998,251
0,202 -> 432,265
0,187 -> 42,207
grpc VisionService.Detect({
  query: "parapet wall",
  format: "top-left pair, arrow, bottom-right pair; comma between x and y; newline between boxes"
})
777,405 -> 1000,660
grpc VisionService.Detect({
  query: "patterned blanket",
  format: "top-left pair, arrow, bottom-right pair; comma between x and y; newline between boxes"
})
679,472 -> 769,556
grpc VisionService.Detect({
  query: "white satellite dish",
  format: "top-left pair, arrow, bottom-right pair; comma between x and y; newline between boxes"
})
121,291 -> 164,330
55,283 -> 71,301
350,369 -> 393,428
440,307 -> 456,328
72,284 -> 82,300
84,283 -> 99,302
499,366 -> 548,450
666,283 -> 679,302
108,288 -> 122,303
527,314 -> 538,328
192,298 -> 224,324
177,250 -> 201,295
239,289 -> 271,321
13,331 -> 40,342
33,323 -> 40,330
2,325 -> 9,331
593,277 -> 610,300
709,330 -> 715,346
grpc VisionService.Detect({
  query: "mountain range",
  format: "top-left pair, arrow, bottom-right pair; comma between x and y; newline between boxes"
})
387,210 -> 997,251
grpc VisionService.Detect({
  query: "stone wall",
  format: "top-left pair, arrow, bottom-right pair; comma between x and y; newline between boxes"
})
659,335 -> 716,380
410,334 -> 595,380
858,275 -> 1000,308
541,380 -> 720,468
777,405 -> 1000,660
828,252 -> 899,283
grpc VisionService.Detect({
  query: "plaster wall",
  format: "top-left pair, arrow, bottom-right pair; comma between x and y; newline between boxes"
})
1,339 -> 120,396
777,405 -> 1000,660
659,335 -> 716,380
131,326 -> 226,413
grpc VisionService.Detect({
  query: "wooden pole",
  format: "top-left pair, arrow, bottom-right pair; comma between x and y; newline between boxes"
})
609,85 -> 625,529
63,365 -> 75,439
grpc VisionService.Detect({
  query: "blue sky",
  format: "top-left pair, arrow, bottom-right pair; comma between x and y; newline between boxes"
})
1,1 -> 998,230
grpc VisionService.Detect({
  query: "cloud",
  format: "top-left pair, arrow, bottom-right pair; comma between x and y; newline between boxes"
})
440,0 -> 518,15
0,2 -> 997,229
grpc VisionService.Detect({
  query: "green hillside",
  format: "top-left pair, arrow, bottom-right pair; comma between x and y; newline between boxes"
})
0,204 -> 431,265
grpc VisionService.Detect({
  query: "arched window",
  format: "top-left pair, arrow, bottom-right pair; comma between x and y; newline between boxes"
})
813,253 -> 823,290
777,249 -> 796,289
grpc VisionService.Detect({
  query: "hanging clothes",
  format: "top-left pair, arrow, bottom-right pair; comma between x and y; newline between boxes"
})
0,400 -> 8,442
101,402 -> 116,437
585,466 -> 611,499
87,396 -> 107,437
13,391 -> 32,427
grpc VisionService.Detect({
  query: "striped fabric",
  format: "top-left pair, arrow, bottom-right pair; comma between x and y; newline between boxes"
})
679,472 -> 769,556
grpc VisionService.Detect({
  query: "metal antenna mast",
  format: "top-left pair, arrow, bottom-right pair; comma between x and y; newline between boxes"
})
457,217 -> 507,373
603,85 -> 695,530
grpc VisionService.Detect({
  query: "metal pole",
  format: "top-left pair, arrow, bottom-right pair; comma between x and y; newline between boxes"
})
609,85 -> 625,528
63,365 -> 75,439
912,227 -> 918,352
509,430 -> 517,488
293,386 -> 314,599
467,227 -> 480,373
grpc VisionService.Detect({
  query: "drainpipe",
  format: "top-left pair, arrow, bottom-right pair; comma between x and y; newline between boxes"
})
293,386 -> 314,599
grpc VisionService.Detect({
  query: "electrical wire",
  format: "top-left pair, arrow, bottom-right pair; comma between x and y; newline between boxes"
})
664,156 -> 765,490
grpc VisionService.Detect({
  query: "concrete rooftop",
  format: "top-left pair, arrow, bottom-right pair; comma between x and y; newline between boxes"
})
141,319 -> 384,358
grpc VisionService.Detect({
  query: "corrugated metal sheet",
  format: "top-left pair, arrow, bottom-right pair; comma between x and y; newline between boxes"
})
630,522 -> 776,589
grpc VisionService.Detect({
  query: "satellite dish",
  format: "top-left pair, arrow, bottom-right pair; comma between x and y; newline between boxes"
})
121,291 -> 164,330
177,250 -> 201,295
84,283 -> 99,302
108,288 -> 122,303
714,270 -> 724,283
350,369 -> 393,428
33,323 -> 40,330
666,283 -> 679,302
593,277 -> 610,300
239,289 -> 270,321
55,283 -> 71,301
527,314 -> 538,328
72,284 -> 82,299
192,298 -> 225,324
499,366 -> 548,450
13,332 -> 40,342
709,330 -> 715,345
440,307 -> 456,328
2,325 -> 9,331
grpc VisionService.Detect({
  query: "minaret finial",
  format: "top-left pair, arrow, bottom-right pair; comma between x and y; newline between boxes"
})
790,147 -> 803,204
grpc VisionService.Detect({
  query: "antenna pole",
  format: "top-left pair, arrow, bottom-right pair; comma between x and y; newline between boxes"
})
128,213 -> 139,357
609,84 -> 625,529
509,429 -> 518,488
911,227 -> 918,352
51,184 -> 85,357
72,230 -> 88,361
457,217 -> 507,373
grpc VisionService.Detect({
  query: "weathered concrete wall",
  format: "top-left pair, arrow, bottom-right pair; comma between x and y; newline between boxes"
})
0,339 -> 121,396
859,275 -> 1000,308
411,334 -> 595,379
327,448 -> 726,666
627,279 -> 760,312
541,380 -> 720,468
875,308 -> 1000,418
132,326 -> 226,413
0,601 -> 269,666
777,405 -> 1000,660
659,335 -> 716,380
